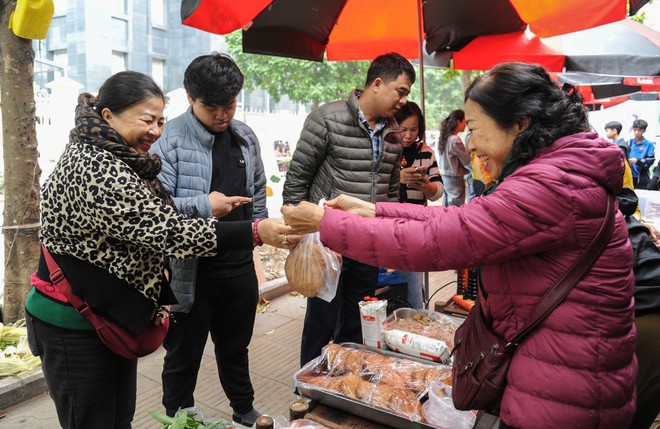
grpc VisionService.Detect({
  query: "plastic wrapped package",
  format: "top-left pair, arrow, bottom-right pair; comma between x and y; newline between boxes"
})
384,308 -> 464,363
294,343 -> 454,428
359,298 -> 388,349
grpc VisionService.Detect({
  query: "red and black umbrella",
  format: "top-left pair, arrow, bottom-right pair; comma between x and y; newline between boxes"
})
181,0 -> 643,62
450,19 -> 660,76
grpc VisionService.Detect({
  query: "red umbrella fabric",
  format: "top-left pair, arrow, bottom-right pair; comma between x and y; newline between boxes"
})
181,0 -> 271,35
180,0 -> 643,62
448,19 -> 659,76
425,0 -> 628,52
451,32 -> 565,72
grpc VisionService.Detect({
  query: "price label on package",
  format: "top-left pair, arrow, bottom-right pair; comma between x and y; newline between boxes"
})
359,298 -> 387,349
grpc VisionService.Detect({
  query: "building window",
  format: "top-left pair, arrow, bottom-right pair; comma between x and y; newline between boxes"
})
115,0 -> 128,15
53,50 -> 68,75
54,0 -> 67,15
111,51 -> 126,74
152,59 -> 165,89
151,0 -> 165,27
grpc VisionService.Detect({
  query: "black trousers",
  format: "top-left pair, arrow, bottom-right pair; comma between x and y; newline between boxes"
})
161,270 -> 259,416
26,313 -> 136,429
630,313 -> 660,429
300,258 -> 378,366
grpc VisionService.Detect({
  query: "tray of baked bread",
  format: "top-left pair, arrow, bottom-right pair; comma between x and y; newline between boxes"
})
293,342 -> 453,429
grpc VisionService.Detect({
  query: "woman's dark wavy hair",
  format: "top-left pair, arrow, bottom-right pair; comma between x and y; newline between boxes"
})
439,109 -> 465,147
464,62 -> 589,164
394,101 -> 425,142
95,71 -> 165,115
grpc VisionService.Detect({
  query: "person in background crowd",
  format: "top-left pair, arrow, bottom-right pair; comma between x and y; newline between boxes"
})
615,189 -> 660,429
604,120 -> 630,159
150,53 -> 269,429
466,132 -> 493,200
282,52 -> 415,366
393,101 -> 442,309
628,119 -> 654,189
26,71 -> 294,429
282,62 -> 637,429
437,109 -> 470,206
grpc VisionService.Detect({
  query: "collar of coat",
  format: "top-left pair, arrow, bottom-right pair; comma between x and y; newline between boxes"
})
483,156 -> 521,196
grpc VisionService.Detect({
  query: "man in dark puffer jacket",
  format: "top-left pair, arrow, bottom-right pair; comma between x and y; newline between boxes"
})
283,52 -> 415,366
617,188 -> 660,429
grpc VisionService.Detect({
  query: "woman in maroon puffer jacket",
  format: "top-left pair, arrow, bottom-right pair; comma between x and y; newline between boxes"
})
282,62 -> 637,429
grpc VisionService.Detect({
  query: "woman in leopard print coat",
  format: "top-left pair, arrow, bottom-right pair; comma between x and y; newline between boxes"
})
25,71 -> 296,429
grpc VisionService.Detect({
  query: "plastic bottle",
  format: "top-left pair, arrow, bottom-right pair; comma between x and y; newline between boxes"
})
9,0 -> 54,40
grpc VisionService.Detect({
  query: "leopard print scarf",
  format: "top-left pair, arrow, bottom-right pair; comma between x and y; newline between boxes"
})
70,105 -> 175,207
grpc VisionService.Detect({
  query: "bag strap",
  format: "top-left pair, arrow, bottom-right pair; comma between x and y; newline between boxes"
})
507,195 -> 616,348
41,245 -> 88,312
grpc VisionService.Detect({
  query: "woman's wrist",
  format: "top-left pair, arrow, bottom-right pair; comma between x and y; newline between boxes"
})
252,219 -> 264,247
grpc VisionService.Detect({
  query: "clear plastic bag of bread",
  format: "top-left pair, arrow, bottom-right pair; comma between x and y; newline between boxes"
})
285,231 -> 342,301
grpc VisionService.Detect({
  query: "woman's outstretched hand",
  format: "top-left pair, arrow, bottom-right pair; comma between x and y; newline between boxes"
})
324,195 -> 376,218
281,202 -> 324,234
258,218 -> 301,249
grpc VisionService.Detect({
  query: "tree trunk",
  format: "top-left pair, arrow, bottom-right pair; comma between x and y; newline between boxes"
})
0,0 -> 41,323
460,70 -> 474,97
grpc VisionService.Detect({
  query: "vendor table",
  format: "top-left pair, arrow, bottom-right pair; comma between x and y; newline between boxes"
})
305,403 -> 396,429
302,402 -> 500,429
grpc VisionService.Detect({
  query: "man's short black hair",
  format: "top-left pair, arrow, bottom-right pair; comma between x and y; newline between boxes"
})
365,52 -> 415,88
605,121 -> 622,134
184,52 -> 244,107
632,119 -> 648,131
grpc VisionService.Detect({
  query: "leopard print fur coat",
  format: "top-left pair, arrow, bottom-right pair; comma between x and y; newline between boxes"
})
40,107 -> 219,301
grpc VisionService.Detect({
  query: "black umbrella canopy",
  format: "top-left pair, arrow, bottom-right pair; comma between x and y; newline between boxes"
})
559,73 -> 644,99
544,20 -> 660,77
423,0 -> 525,52
242,0 -> 346,61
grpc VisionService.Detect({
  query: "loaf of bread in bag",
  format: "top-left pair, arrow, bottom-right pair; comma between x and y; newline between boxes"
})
284,240 -> 327,297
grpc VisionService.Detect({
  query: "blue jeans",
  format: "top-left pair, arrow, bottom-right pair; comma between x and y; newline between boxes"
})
26,312 -> 137,429
395,270 -> 425,309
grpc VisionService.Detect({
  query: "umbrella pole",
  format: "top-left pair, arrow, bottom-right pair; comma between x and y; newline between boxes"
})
416,0 -> 430,308
416,0 -> 426,117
